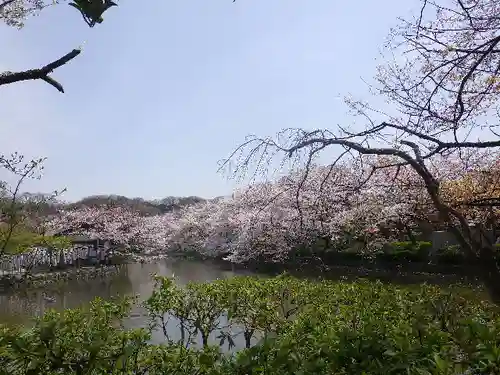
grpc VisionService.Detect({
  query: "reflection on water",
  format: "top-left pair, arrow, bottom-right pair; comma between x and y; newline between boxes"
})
0,258 -> 256,345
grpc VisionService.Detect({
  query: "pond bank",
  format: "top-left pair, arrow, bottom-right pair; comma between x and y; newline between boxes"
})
0,265 -> 122,291
0,258 -> 488,334
0,259 -> 255,329
160,252 -> 482,288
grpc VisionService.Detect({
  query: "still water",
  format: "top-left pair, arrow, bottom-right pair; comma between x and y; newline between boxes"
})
0,258 -> 257,345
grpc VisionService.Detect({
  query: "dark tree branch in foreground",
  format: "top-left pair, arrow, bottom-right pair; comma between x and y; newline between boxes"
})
0,1 -> 120,91
0,49 -> 81,93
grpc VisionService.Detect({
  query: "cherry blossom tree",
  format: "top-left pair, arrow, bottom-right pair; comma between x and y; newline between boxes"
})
45,206 -> 142,245
222,0 -> 500,299
40,154 -> 499,268
45,206 -> 181,254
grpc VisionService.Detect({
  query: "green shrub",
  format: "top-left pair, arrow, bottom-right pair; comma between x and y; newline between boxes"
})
1,275 -> 499,374
289,244 -> 314,259
436,244 -> 465,264
377,241 -> 432,262
324,248 -> 363,262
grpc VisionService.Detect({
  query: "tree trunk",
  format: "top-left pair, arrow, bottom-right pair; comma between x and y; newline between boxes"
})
404,224 -> 417,244
479,246 -> 500,303
58,250 -> 65,269
420,179 -> 500,302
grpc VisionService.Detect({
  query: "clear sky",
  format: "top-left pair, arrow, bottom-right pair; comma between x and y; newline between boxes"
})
0,0 -> 419,202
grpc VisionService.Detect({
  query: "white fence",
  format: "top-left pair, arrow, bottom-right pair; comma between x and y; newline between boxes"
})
0,246 -> 110,276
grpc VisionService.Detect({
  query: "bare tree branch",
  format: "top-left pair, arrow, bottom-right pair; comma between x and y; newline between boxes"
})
0,48 -> 81,93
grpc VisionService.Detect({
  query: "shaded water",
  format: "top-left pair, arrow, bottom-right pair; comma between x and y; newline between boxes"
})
0,258 -> 482,347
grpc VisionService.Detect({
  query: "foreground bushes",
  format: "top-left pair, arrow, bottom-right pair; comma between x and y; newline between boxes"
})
1,276 -> 499,374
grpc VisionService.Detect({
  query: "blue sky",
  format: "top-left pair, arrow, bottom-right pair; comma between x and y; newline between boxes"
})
0,0 -> 419,202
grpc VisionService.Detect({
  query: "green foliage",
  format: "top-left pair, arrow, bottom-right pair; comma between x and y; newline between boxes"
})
436,245 -> 466,264
377,241 -> 432,262
68,0 -> 118,27
17,234 -> 72,254
0,296 -> 151,374
1,230 -> 38,254
286,240 -> 468,266
2,276 -> 500,374
1,230 -> 71,256
145,276 -> 227,347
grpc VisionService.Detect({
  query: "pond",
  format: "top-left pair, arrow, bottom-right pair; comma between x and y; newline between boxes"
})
0,257 -> 482,348
0,258 -> 258,345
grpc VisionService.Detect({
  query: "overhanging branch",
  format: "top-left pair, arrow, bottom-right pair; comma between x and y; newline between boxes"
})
285,136 -> 438,186
0,49 -> 81,93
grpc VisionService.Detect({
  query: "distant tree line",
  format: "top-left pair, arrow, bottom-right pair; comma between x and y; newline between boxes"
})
0,193 -> 208,222
68,195 -> 207,216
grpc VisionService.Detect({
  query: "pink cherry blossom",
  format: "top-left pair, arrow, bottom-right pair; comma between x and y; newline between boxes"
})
42,153 -> 499,263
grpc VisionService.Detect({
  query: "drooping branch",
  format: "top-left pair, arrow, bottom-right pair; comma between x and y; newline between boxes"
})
283,136 -> 441,191
0,49 -> 81,93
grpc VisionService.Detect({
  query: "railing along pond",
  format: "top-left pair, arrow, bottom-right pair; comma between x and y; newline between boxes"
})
0,246 -> 111,276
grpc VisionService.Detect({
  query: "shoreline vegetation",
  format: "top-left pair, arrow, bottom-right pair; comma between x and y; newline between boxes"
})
1,274 -> 499,374
2,238 -> 495,290
167,239 -> 499,277
0,264 -> 122,290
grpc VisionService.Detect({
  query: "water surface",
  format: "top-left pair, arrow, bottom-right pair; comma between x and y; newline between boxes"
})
0,258 -> 256,345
